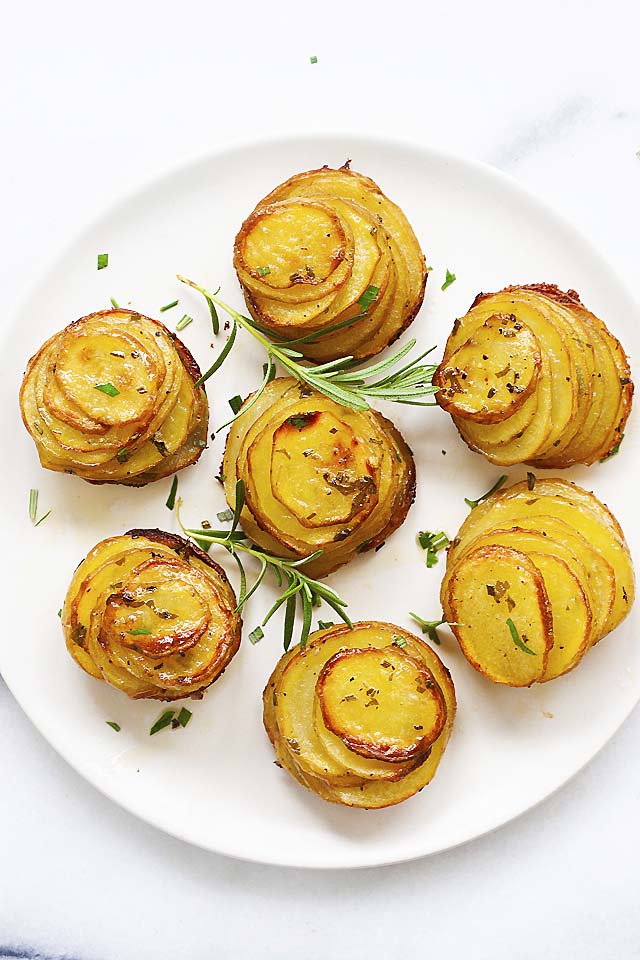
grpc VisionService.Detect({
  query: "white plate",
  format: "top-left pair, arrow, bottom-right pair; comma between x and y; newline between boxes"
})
2,135 -> 638,869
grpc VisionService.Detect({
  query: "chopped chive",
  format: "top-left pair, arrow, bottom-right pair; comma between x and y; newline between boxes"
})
310,55 -> 318,64
176,707 -> 192,728
34,510 -> 52,527
318,620 -> 335,630
110,297 -> 120,309
249,626 -> 264,645
441,268 -> 456,291
106,721 -> 121,732
257,266 -> 271,277
29,488 -> 38,523
506,617 -> 536,655
417,530 -> 450,568
160,300 -> 179,313
150,709 -> 175,735
116,447 -> 129,463
393,637 -> 407,648
229,395 -> 243,414
176,314 -> 193,331
97,253 -> 109,270
166,475 -> 178,510
217,508 -> 234,522
128,628 -> 152,636
464,474 -> 508,510
95,382 -> 120,397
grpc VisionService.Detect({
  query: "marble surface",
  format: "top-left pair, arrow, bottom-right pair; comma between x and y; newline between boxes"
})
1,1 -> 639,957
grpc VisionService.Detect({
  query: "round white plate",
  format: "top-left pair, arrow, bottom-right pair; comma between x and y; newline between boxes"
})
2,136 -> 638,869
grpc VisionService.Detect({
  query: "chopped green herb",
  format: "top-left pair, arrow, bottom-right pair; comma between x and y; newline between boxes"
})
426,265 -> 433,272
464,474 -> 508,509
95,382 -> 120,397
160,300 -> 179,312
29,488 -> 38,523
392,636 -> 408,648
217,508 -> 234,522
34,510 -> 52,527
318,620 -> 335,630
257,266 -> 271,277
310,55 -> 318,64
110,297 -> 120,309
106,721 -> 121,732
441,269 -> 456,291
286,415 -> 312,429
357,284 -> 380,311
57,608 -> 62,618
176,707 -> 192,728
229,395 -> 243,414
600,435 -> 624,462
166,475 -> 178,510
410,612 -> 447,644
417,530 -> 449,568
129,628 -> 152,636
176,314 -> 193,331
506,617 -> 536,655
97,253 -> 109,270
116,447 -> 129,463
249,626 -> 264,645
150,709 -> 175,735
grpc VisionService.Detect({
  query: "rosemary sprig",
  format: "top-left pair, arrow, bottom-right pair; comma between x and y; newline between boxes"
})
178,481 -> 352,650
177,276 -> 438,421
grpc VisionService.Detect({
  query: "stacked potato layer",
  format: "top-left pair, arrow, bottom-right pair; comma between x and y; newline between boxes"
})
222,378 -> 415,578
233,167 -> 427,362
63,531 -> 241,700
434,285 -> 633,466
263,622 -> 456,808
20,309 -> 208,485
441,479 -> 635,686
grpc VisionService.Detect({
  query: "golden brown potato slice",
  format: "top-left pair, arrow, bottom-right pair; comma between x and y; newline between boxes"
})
434,314 -> 541,423
528,553 -> 591,681
316,645 -> 446,761
445,545 -> 552,685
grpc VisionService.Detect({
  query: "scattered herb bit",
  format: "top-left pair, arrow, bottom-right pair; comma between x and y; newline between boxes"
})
116,447 -> 129,463
129,628 -> 152,636
417,530 -> 450,568
228,395 -> 243,414
310,55 -> 318,64
110,297 -> 120,309
410,612 -> 447,644
176,707 -> 192,728
527,472 -> 536,491
176,314 -> 193,331
249,626 -> 264,645
392,637 -> 408,648
166,475 -> 178,510
506,617 -> 536,655
318,620 -> 335,630
600,435 -> 624,462
257,266 -> 271,276
34,510 -> 52,527
97,253 -> 109,270
149,709 -> 175,735
160,300 -> 179,312
57,608 -> 62,618
194,439 -> 207,447
95,382 -> 120,397
464,474 -> 508,509
217,508 -> 234,522
287,415 -> 312,430
426,265 -> 433,272
441,269 -> 456,291
105,721 -> 121,732
28,488 -> 38,523
357,284 -> 380,312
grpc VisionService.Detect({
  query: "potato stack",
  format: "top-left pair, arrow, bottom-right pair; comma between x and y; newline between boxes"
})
223,378 -> 416,578
233,166 -> 427,362
264,622 -> 456,808
434,284 -> 632,466
62,531 -> 241,700
442,478 -> 635,686
20,309 -> 208,485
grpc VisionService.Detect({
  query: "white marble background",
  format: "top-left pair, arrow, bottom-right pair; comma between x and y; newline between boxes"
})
1,1 -> 639,957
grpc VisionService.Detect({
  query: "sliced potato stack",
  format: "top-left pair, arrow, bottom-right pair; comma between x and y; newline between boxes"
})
441,478 -> 635,685
233,166 -> 427,362
222,378 -> 415,577
434,284 -> 633,466
62,530 -> 241,700
263,621 -> 456,808
20,309 -> 208,485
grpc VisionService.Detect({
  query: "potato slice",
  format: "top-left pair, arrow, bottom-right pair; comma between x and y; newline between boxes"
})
435,314 -> 541,423
316,646 -> 446,762
445,545 -> 552,685
527,553 -> 591,681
